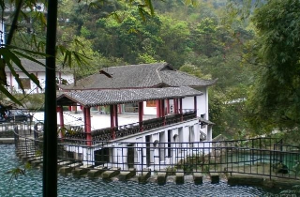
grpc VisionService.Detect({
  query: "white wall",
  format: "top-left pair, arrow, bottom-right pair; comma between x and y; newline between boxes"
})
0,21 -> 4,45
143,102 -> 156,115
143,87 -> 209,119
65,118 -> 211,170
7,71 -> 74,94
196,87 -> 208,119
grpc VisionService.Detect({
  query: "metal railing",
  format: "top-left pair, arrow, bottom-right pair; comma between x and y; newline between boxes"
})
12,125 -> 300,180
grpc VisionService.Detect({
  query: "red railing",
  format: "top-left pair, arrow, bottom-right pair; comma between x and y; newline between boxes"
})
63,110 -> 196,143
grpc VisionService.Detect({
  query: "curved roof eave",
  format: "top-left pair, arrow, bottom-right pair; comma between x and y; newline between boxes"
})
57,86 -> 203,107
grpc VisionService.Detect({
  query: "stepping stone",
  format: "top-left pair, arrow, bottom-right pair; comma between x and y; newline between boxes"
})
27,156 -> 43,163
67,162 -> 82,168
210,173 -> 220,184
87,167 -> 107,178
59,166 -> 73,175
193,173 -> 203,185
31,159 -> 43,167
157,172 -> 167,185
175,172 -> 184,184
57,161 -> 73,168
80,164 -> 93,168
102,167 -> 121,179
119,168 -> 136,181
73,165 -> 93,177
138,168 -> 151,183
73,168 -> 89,176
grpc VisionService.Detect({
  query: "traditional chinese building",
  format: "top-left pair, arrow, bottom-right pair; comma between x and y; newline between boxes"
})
56,62 -> 216,171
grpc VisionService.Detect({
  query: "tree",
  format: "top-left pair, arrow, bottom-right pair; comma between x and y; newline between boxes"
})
246,0 -> 300,138
157,16 -> 191,68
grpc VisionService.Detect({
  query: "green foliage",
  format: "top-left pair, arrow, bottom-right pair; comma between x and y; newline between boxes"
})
6,167 -> 26,182
280,185 -> 300,195
17,93 -> 44,110
6,162 -> 31,182
165,166 -> 177,176
179,63 -> 211,79
0,0 -> 266,140
246,0 -> 300,137
158,16 -> 191,68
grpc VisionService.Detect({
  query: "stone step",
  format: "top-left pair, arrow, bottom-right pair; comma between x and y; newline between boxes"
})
59,166 -> 73,175
73,166 -> 91,177
57,160 -> 73,168
175,172 -> 185,184
157,172 -> 167,185
138,168 -> 151,183
67,162 -> 83,168
87,166 -> 108,178
27,156 -> 43,163
193,173 -> 203,184
210,173 -> 220,184
31,159 -> 43,167
102,167 -> 121,179
119,168 -> 136,181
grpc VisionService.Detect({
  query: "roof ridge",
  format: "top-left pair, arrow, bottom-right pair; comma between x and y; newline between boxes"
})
155,65 -> 164,84
108,63 -> 163,69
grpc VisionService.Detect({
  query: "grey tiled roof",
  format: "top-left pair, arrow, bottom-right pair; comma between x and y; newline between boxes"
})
62,63 -> 215,90
57,86 -> 203,107
5,58 -> 72,73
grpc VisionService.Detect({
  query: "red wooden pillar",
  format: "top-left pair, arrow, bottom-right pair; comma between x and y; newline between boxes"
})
180,98 -> 183,121
114,104 -> 118,129
160,100 -> 163,117
57,106 -> 64,128
72,106 -> 77,113
84,107 -> 92,146
166,99 -> 170,114
194,96 -> 197,118
138,101 -> 143,132
110,105 -> 115,139
161,99 -> 165,125
174,99 -> 178,114
57,106 -> 64,139
118,104 -> 122,114
156,100 -> 160,117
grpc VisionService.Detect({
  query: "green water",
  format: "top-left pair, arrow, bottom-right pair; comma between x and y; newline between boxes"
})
0,144 -> 274,197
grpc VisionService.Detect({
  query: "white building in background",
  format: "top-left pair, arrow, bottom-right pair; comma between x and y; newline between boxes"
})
0,20 -> 4,46
5,58 -> 74,94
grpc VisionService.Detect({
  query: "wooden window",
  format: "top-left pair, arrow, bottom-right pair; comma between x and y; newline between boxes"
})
124,102 -> 138,112
146,100 -> 156,107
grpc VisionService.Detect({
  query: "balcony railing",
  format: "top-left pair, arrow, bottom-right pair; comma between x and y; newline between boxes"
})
63,110 -> 196,143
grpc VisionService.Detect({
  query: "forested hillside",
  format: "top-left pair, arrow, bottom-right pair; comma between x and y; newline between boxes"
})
7,0 -> 298,141
7,0 -> 255,138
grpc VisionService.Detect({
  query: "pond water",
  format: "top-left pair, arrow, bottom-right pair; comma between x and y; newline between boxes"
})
0,144 -> 275,197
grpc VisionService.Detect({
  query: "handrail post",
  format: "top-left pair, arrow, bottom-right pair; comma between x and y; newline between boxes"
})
269,149 -> 272,180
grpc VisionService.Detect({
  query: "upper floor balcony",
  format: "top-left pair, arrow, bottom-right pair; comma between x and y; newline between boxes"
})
60,110 -> 197,144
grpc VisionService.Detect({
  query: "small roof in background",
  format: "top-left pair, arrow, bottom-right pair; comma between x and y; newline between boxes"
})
5,58 -> 72,73
61,62 -> 216,90
199,117 -> 214,125
57,86 -> 203,107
